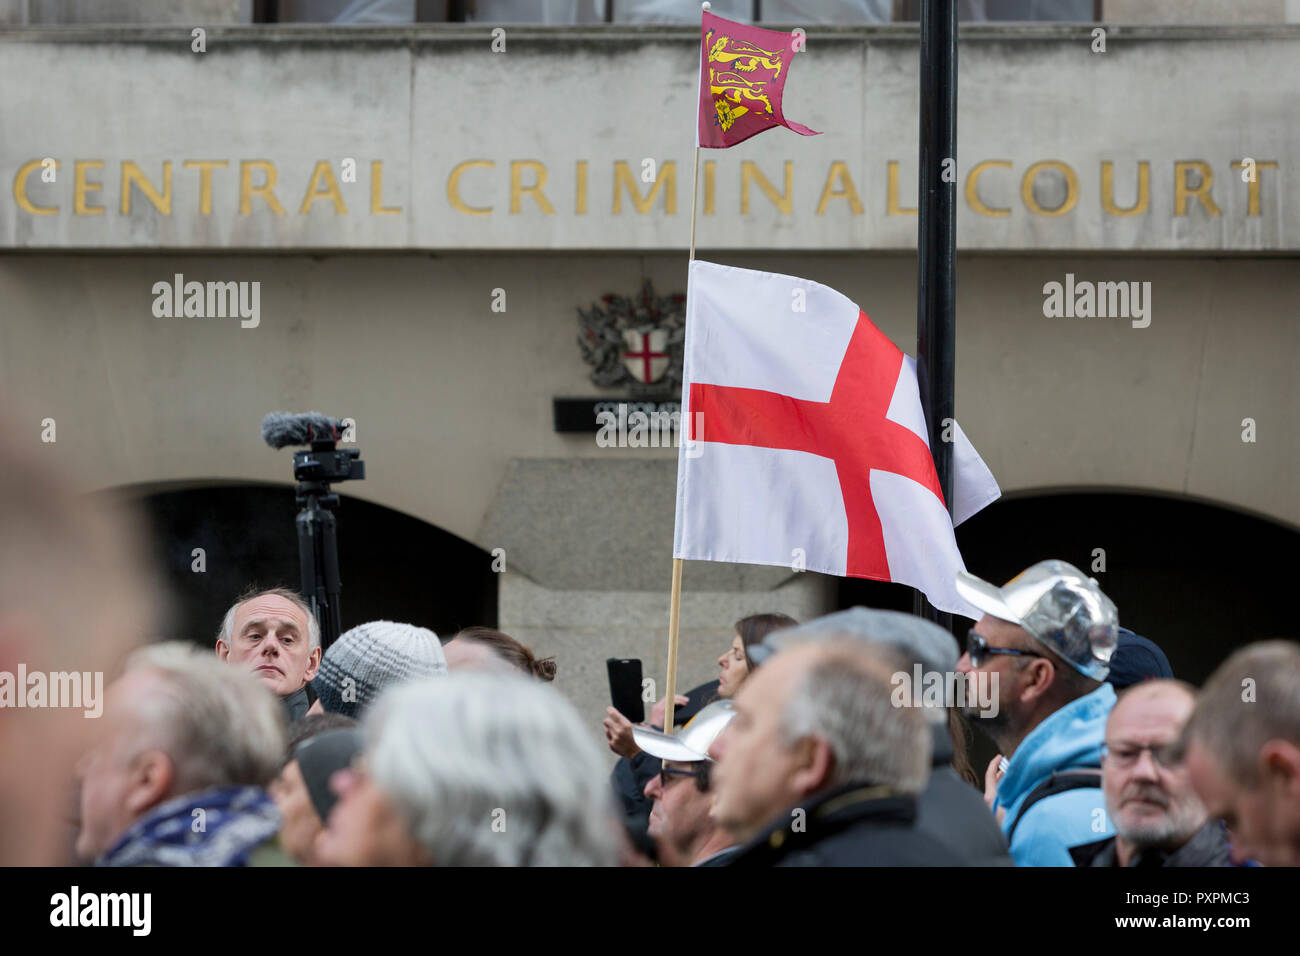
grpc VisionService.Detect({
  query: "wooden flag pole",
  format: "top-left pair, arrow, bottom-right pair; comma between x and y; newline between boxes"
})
664,557 -> 684,731
666,147 -> 701,732
664,2 -> 708,734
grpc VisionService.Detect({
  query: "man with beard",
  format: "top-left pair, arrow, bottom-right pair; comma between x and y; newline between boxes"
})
1071,680 -> 1230,867
954,560 -> 1120,866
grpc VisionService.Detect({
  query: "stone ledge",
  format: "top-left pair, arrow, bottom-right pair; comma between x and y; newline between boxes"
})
4,24 -> 1298,45
479,457 -> 812,592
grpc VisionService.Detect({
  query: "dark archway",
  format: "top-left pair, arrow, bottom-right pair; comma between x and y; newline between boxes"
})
838,490 -> 1300,685
838,490 -> 1300,774
134,484 -> 497,647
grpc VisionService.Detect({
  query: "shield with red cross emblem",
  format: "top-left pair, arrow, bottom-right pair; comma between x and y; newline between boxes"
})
577,281 -> 685,391
622,328 -> 670,385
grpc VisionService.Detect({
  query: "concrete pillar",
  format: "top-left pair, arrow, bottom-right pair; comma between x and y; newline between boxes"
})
500,570 -> 833,762
481,457 -> 837,756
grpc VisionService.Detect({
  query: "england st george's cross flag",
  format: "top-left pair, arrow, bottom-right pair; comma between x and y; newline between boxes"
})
672,261 -> 1000,618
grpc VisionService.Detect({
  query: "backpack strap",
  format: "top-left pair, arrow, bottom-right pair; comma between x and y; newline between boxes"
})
1006,768 -> 1103,843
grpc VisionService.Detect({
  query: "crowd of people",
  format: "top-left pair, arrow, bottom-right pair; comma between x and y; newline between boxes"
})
2,417 -> 1299,868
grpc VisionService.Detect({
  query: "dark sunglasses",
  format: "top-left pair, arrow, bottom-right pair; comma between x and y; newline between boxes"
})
966,630 -> 1045,668
659,761 -> 711,792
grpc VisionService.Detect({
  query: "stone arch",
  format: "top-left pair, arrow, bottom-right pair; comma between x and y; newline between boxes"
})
119,480 -> 498,647
839,487 -> 1300,684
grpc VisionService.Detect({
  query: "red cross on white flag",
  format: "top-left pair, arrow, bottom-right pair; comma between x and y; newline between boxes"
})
673,260 -> 1000,618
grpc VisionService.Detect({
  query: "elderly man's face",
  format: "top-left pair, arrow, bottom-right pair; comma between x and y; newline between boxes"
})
1103,684 -> 1204,851
643,759 -> 712,860
74,671 -> 169,862
707,649 -> 814,843
1186,738 -> 1300,867
217,595 -> 320,698
314,759 -> 429,867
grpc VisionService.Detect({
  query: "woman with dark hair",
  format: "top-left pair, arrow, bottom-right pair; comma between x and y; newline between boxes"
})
717,612 -> 799,699
604,612 -> 799,754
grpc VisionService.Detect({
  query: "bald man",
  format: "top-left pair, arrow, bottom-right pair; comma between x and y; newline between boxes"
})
1070,679 -> 1230,867
216,588 -> 322,722
1183,641 -> 1300,867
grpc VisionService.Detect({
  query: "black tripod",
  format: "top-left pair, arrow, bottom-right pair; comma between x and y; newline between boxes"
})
292,437 -> 364,651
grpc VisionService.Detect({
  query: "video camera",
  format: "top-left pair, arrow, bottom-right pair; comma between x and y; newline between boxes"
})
262,412 -> 366,650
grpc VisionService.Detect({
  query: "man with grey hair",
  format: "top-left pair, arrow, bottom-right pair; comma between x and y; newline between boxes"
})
1184,640 -> 1300,867
752,607 -> 1011,865
708,641 -> 960,866
315,671 -> 622,866
1071,679 -> 1230,867
75,642 -> 292,866
216,586 -> 322,722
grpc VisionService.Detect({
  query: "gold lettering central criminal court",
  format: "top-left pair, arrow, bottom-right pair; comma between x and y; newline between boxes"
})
11,157 -> 1276,219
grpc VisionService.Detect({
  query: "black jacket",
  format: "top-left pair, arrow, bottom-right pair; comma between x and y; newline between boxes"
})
724,782 -> 966,867
1069,819 -> 1233,867
693,845 -> 742,867
281,684 -> 316,724
916,723 -> 1014,866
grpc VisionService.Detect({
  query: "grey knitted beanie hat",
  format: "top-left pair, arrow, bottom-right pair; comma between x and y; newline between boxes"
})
311,620 -> 447,718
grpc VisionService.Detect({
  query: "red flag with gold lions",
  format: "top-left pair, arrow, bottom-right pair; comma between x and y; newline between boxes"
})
697,11 -> 820,149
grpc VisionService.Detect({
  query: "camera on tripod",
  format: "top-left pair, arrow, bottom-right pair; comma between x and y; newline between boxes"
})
262,412 -> 366,651
292,444 -> 365,486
